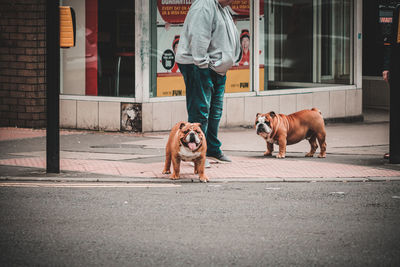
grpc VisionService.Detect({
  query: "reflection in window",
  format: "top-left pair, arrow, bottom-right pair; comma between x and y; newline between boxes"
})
61,0 -> 135,97
260,0 -> 352,90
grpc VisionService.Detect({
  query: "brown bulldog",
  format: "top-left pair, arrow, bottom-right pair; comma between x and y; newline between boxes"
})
162,121 -> 208,182
255,108 -> 327,159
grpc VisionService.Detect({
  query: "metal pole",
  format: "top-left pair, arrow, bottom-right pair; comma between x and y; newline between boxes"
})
389,5 -> 400,164
46,0 -> 60,173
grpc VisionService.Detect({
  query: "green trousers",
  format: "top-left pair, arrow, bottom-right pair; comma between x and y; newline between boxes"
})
178,64 -> 226,157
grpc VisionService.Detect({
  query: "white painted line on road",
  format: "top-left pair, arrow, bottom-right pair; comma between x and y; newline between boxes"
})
329,191 -> 346,195
0,182 -> 181,188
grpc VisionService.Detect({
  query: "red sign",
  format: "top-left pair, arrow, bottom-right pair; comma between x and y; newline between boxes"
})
231,0 -> 264,16
157,0 -> 192,24
380,17 -> 393,23
157,0 -> 264,24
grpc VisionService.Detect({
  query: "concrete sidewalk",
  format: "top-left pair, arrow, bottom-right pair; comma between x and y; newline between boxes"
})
0,109 -> 399,182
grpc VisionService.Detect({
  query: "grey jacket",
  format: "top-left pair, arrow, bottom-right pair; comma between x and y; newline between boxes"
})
175,0 -> 241,76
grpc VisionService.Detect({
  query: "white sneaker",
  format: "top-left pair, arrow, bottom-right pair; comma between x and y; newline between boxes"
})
205,159 -> 211,168
190,159 -> 211,168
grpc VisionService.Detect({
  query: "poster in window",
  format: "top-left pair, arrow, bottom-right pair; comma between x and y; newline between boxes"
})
156,0 -> 264,96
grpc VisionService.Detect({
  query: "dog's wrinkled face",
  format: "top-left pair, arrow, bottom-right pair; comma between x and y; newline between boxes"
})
179,122 -> 204,151
255,112 -> 275,138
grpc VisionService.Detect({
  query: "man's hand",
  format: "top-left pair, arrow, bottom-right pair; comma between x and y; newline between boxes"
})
383,70 -> 389,82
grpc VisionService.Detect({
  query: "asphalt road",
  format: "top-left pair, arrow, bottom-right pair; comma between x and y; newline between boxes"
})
1,181 -> 400,266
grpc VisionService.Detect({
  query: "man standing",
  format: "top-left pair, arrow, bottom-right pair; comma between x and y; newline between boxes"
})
381,2 -> 400,163
176,0 -> 241,163
388,4 -> 400,164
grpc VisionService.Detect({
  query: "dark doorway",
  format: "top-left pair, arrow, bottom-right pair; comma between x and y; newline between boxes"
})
363,0 -> 383,76
274,1 -> 313,82
98,0 -> 135,97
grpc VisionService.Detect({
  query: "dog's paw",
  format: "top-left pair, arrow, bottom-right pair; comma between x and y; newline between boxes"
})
264,152 -> 273,157
199,175 -> 209,183
318,153 -> 326,158
305,153 -> 314,157
162,170 -> 171,174
170,173 -> 180,180
276,154 -> 285,159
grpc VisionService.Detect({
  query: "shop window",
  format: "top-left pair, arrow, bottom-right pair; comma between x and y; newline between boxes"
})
259,0 -> 353,90
61,0 -> 135,97
151,0 -> 254,97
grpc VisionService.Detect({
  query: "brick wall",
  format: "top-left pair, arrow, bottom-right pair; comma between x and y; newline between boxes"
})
0,0 -> 46,128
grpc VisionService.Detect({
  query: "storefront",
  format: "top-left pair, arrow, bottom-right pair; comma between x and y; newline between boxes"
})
59,0 -> 362,132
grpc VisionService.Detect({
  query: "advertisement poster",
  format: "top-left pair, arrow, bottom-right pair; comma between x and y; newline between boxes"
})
156,0 -> 265,97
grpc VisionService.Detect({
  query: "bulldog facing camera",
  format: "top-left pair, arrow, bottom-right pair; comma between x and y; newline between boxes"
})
163,121 -> 208,182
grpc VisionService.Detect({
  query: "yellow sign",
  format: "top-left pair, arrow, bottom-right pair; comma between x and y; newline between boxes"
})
157,74 -> 186,97
60,6 -> 75,48
156,67 -> 265,96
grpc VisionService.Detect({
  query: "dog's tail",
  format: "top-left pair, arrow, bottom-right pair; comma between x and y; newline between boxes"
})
311,107 -> 322,115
